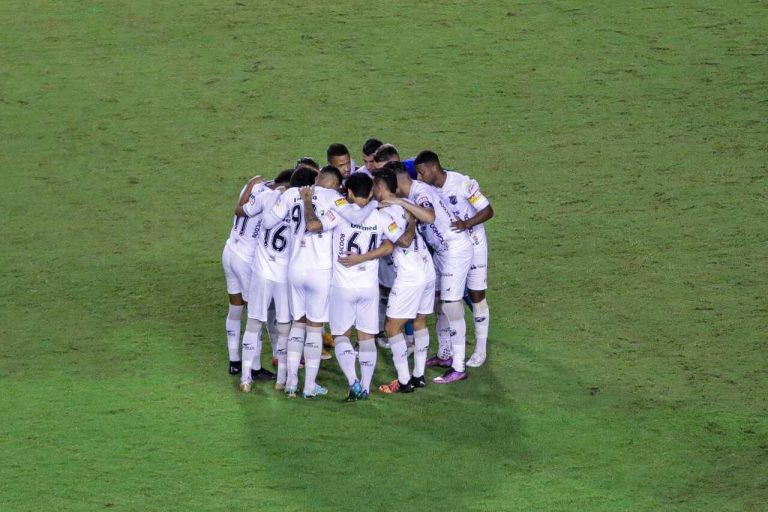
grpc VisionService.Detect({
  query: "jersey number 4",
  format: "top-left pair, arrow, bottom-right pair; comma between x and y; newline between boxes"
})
346,232 -> 378,255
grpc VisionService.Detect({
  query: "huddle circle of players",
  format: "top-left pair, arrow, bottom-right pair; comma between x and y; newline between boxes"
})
222,139 -> 494,400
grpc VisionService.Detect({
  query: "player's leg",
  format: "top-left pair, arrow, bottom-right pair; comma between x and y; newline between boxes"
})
330,286 -> 361,399
379,282 -> 419,394
222,246 -> 247,374
302,269 -> 332,398
240,271 -> 272,391
433,251 -> 472,384
286,320 -> 306,396
411,281 -> 436,387
356,286 -> 381,398
428,261 -> 453,366
285,272 -> 308,391
466,244 -> 489,367
376,284 -> 391,348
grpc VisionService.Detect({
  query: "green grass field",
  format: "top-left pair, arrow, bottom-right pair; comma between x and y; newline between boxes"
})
1,1 -> 766,510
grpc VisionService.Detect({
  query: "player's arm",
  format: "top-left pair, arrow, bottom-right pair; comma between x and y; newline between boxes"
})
381,197 -> 435,224
234,175 -> 263,216
451,180 -> 494,232
333,198 -> 378,224
394,211 -> 418,248
302,186 -> 324,232
338,240 -> 394,267
260,188 -> 288,229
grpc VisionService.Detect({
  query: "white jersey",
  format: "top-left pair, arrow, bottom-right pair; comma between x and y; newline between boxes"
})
272,187 -> 341,271
320,204 -> 404,289
387,202 -> 435,286
435,170 -> 491,247
243,187 -> 290,282
225,183 -> 268,262
408,180 -> 472,255
352,165 -> 373,178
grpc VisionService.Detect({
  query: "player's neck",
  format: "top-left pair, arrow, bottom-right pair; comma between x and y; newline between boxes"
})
434,169 -> 447,188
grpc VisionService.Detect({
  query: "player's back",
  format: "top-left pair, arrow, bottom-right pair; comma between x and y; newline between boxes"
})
251,196 -> 291,283
280,187 -> 340,272
387,204 -> 435,284
225,183 -> 268,262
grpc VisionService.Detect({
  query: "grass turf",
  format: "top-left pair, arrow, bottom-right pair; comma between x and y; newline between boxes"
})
1,1 -> 766,510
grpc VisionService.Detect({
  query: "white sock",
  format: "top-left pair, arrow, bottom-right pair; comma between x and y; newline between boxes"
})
443,301 -> 466,372
334,336 -> 358,386
436,310 -> 453,359
241,318 -> 263,383
413,328 -> 430,378
275,322 -> 290,385
303,326 -> 323,393
286,323 -> 306,389
472,298 -> 489,354
226,304 -> 243,362
389,333 -> 410,384
358,339 -> 377,392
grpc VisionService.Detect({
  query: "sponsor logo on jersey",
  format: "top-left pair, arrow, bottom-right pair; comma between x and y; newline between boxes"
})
388,222 -> 398,234
325,210 -> 336,221
334,198 -> 348,207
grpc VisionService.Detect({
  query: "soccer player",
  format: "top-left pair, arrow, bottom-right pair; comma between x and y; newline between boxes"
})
392,162 -> 474,383
326,143 -> 355,180
370,168 -> 437,393
236,168 -> 315,392
353,138 -> 383,177
264,166 -> 343,397
303,173 -> 403,400
414,151 -> 494,367
371,143 -> 401,171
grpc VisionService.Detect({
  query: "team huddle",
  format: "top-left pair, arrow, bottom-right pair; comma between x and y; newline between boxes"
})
221,139 -> 494,400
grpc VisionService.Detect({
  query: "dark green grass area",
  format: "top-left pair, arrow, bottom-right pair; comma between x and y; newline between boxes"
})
1,1 -> 766,510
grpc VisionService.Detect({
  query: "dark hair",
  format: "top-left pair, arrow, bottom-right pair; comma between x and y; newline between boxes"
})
326,143 -> 350,161
274,169 -> 294,185
296,156 -> 319,170
414,150 -> 441,167
319,165 -> 343,187
380,160 -> 408,175
373,143 -> 400,163
362,138 -> 383,156
374,169 -> 397,193
290,166 -> 318,188
345,173 -> 373,198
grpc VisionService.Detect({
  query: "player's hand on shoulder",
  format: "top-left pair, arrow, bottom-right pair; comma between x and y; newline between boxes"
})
380,197 -> 401,207
300,185 -> 314,201
249,175 -> 263,184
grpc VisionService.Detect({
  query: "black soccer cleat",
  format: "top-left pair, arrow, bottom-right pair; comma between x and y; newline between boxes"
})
251,368 -> 276,381
410,375 -> 426,388
229,361 -> 242,375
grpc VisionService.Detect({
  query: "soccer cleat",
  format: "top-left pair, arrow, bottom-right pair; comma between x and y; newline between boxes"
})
466,352 -> 486,368
285,386 -> 297,398
346,380 -> 364,401
229,360 -> 242,375
425,356 -> 453,368
302,384 -> 329,399
252,368 -> 276,381
239,381 -> 252,393
358,390 -> 370,400
409,375 -> 426,388
322,332 -> 335,348
320,349 -> 333,360
375,332 -> 390,349
433,369 -> 468,384
274,382 -> 285,391
379,378 -> 416,394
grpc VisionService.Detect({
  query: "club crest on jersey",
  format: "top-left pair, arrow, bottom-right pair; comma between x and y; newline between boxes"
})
334,198 -> 348,207
449,195 -> 458,205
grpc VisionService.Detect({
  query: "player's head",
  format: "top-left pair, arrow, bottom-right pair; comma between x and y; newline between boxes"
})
273,169 -> 294,187
326,143 -> 352,178
344,173 -> 373,204
372,143 -> 400,170
290,165 -> 318,188
361,138 -> 383,170
414,150 -> 442,185
384,160 -> 412,195
296,156 -> 319,171
316,165 -> 343,190
372,169 -> 397,201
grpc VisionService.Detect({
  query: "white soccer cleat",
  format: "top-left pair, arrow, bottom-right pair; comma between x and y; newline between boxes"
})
274,382 -> 286,391
239,381 -> 253,393
466,352 -> 486,368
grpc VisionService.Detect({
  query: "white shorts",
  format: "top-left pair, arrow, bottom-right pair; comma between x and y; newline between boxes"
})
246,273 -> 291,323
222,245 -> 252,299
378,255 -> 396,289
329,286 -> 379,336
466,243 -> 488,291
387,280 -> 435,320
289,268 -> 332,323
433,248 -> 472,302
